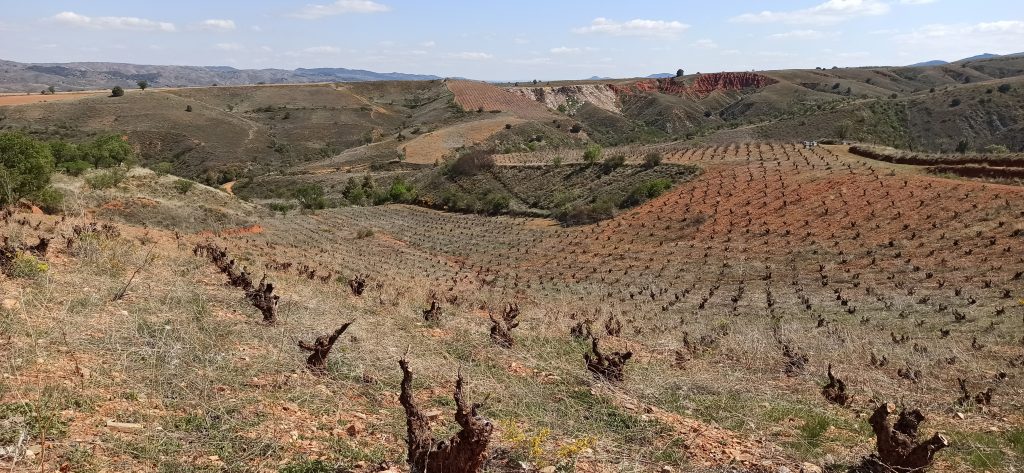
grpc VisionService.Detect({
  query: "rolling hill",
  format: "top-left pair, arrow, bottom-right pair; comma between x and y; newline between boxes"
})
0,59 -> 441,93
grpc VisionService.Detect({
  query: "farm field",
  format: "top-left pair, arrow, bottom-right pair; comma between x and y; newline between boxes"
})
0,91 -> 105,106
2,141 -> 1022,472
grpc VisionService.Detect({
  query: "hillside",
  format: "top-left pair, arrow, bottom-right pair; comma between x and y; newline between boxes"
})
0,59 -> 441,93
2,141 -> 1022,472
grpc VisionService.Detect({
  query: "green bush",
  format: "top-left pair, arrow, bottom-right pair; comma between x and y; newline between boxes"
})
383,178 -> 416,204
5,252 -> 49,279
267,202 -> 295,214
85,168 -> 127,190
79,135 -> 136,169
583,144 -> 603,163
552,156 -> 563,167
0,132 -> 55,206
293,184 -> 326,209
998,84 -> 1012,93
58,160 -> 92,176
983,144 -> 1010,154
152,162 -> 173,176
621,178 -> 673,208
31,187 -> 65,214
47,140 -> 80,164
111,86 -> 124,97
482,192 -> 511,214
174,179 -> 194,194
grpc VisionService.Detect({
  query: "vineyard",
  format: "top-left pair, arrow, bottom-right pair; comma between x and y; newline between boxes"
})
4,141 -> 1021,472
446,80 -> 556,121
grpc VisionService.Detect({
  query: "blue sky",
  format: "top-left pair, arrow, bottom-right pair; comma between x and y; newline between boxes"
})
1,1 -> 1022,80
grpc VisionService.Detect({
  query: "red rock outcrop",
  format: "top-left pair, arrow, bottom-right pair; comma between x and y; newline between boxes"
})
611,72 -> 776,98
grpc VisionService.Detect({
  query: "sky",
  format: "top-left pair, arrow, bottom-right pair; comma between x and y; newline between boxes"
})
0,0 -> 1022,81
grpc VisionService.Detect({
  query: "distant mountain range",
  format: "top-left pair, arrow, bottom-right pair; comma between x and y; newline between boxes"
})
0,59 -> 441,92
908,52 -> 1023,67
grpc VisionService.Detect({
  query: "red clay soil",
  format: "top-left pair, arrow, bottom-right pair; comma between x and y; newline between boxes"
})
611,72 -> 777,98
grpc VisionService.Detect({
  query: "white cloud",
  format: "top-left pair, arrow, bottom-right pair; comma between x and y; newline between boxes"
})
731,0 -> 890,25
199,19 -> 236,31
693,39 -> 718,49
769,29 -> 827,39
51,11 -> 176,32
215,42 -> 244,51
896,20 -> 1024,54
448,52 -> 493,60
573,18 -> 689,38
290,0 -> 390,20
420,40 -> 436,48
900,0 -> 937,4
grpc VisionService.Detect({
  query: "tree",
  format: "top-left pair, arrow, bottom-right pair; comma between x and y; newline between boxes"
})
47,85 -> 55,94
111,86 -> 125,97
955,138 -> 969,154
583,144 -> 602,164
0,132 -> 56,207
676,68 -> 684,77
137,80 -> 148,91
79,135 -> 136,168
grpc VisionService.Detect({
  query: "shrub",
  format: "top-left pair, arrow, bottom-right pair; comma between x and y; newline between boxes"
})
983,144 -> 1009,154
384,178 -> 415,204
58,160 -> 92,176
110,86 -> 124,97
356,228 -> 374,239
445,150 -> 495,177
0,132 -> 55,206
5,252 -> 48,279
950,98 -> 961,107
552,156 -> 563,167
152,162 -> 173,176
482,192 -> 510,214
267,202 -> 295,214
600,154 -> 626,173
31,187 -> 65,214
47,140 -> 80,164
174,179 -> 194,194
955,139 -> 970,154
557,197 -> 617,225
643,152 -> 663,169
582,144 -> 602,164
85,168 -> 127,190
569,123 -> 583,133
293,184 -> 326,209
185,105 -> 193,112
137,80 -> 148,91
998,84 -> 1012,94
621,178 -> 673,208
79,135 -> 136,169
